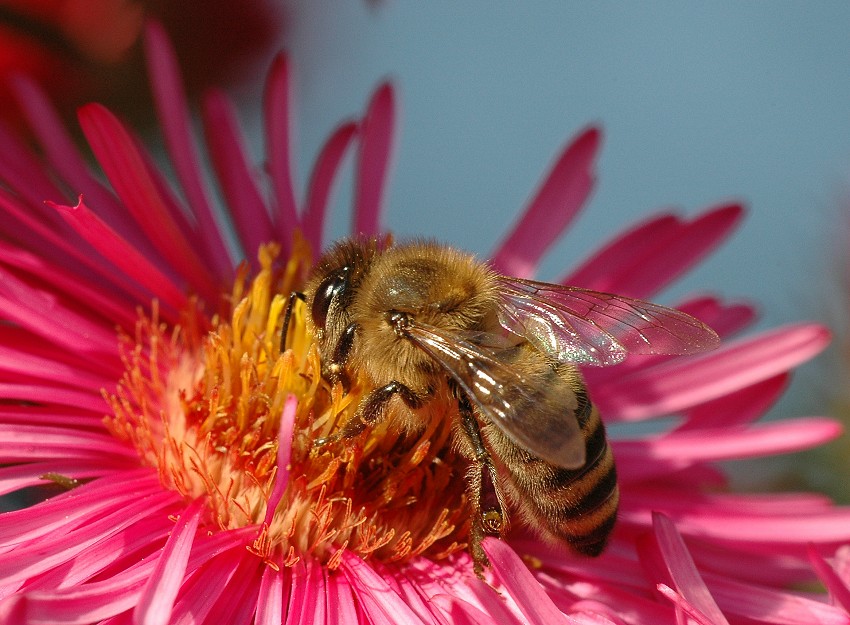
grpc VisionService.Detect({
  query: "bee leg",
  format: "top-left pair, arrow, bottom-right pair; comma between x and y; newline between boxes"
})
340,380 -> 426,439
315,380 -> 427,447
279,291 -> 306,353
457,393 -> 505,577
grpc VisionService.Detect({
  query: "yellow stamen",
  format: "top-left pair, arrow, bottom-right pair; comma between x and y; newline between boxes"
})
106,241 -> 470,567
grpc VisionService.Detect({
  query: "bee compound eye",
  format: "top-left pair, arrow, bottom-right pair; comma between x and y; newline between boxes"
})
311,267 -> 350,329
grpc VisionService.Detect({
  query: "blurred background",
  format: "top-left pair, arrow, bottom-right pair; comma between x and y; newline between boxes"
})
4,1 -> 850,496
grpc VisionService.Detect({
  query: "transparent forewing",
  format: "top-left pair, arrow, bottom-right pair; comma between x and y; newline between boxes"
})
404,321 -> 586,468
496,276 -> 720,366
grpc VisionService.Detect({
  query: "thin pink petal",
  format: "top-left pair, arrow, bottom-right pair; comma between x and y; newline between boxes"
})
255,566 -> 284,625
592,324 -> 830,420
144,22 -> 233,280
565,212 -> 681,289
809,545 -> 850,613
482,537 -> 571,625
340,551 -> 430,624
0,424 -> 138,463
0,491 -> 176,589
431,594 -> 504,625
655,585 -> 719,625
134,499 -> 204,625
676,374 -> 789,431
78,104 -> 220,302
648,513 -> 730,624
0,460 -> 125,497
9,76 -> 152,252
326,571 -> 361,625
492,127 -> 600,278
51,197 -> 188,315
0,242 -> 137,329
704,572 -> 850,625
0,382 -> 107,412
302,122 -> 358,254
566,204 -> 742,298
615,418 -> 841,471
264,54 -> 299,244
0,339 -> 115,392
0,189 -> 131,295
354,82 -> 395,237
202,89 -> 275,263
0,470 -> 160,546
264,395 -> 298,526
674,296 -> 757,339
169,548 -> 246,625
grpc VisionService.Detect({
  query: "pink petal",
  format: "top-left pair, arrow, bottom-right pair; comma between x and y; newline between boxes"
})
202,89 -> 275,263
255,566 -> 284,625
492,127 -> 600,278
0,470 -> 161,546
482,537 -> 571,625
567,204 -> 743,299
133,499 -> 204,625
169,548 -> 246,625
326,571 -> 362,625
340,551 -> 430,624
24,514 -> 174,592
0,242 -> 137,329
0,460 -> 125,497
9,76 -> 157,256
431,594 -> 504,625
354,82 -> 395,237
704,571 -> 850,625
0,189 -> 125,293
51,197 -> 188,316
0,424 -> 138,463
674,296 -> 757,339
0,490 -> 176,589
263,54 -> 299,244
644,512 -> 730,625
565,212 -> 681,289
264,395 -> 298,526
675,374 -> 789,431
0,122 -> 67,215
0,382 -> 107,412
302,122 -> 359,254
616,417 -> 841,468
809,545 -> 850,613
143,22 -> 233,280
592,324 -> 829,420
77,104 -> 220,303
0,334 -> 115,391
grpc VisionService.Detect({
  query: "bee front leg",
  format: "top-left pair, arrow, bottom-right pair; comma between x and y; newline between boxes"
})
457,393 -> 505,577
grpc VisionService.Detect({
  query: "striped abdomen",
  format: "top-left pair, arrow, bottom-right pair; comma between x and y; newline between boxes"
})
483,367 -> 619,555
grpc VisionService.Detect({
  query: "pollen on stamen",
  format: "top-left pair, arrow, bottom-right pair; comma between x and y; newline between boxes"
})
105,241 -> 471,569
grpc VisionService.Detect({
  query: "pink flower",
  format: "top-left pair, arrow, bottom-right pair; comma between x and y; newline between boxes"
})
0,22 -> 848,625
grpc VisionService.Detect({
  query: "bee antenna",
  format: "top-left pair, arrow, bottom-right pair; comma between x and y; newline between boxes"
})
280,291 -> 306,353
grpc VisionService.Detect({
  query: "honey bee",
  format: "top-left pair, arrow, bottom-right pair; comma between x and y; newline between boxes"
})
288,237 -> 719,572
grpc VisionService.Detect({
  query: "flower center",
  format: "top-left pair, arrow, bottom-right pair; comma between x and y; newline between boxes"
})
105,242 -> 470,568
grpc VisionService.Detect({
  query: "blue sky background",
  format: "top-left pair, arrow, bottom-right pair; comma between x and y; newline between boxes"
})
257,2 -> 850,486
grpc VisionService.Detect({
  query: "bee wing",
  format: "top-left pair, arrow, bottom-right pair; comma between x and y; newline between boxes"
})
496,276 -> 720,366
404,320 -> 586,469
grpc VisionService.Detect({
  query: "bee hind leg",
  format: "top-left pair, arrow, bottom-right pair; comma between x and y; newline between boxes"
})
456,393 -> 505,577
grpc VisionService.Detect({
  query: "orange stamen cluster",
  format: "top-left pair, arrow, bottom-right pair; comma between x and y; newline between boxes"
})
105,243 -> 470,567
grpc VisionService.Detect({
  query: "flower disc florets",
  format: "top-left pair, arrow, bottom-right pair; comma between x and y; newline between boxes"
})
105,242 -> 470,569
